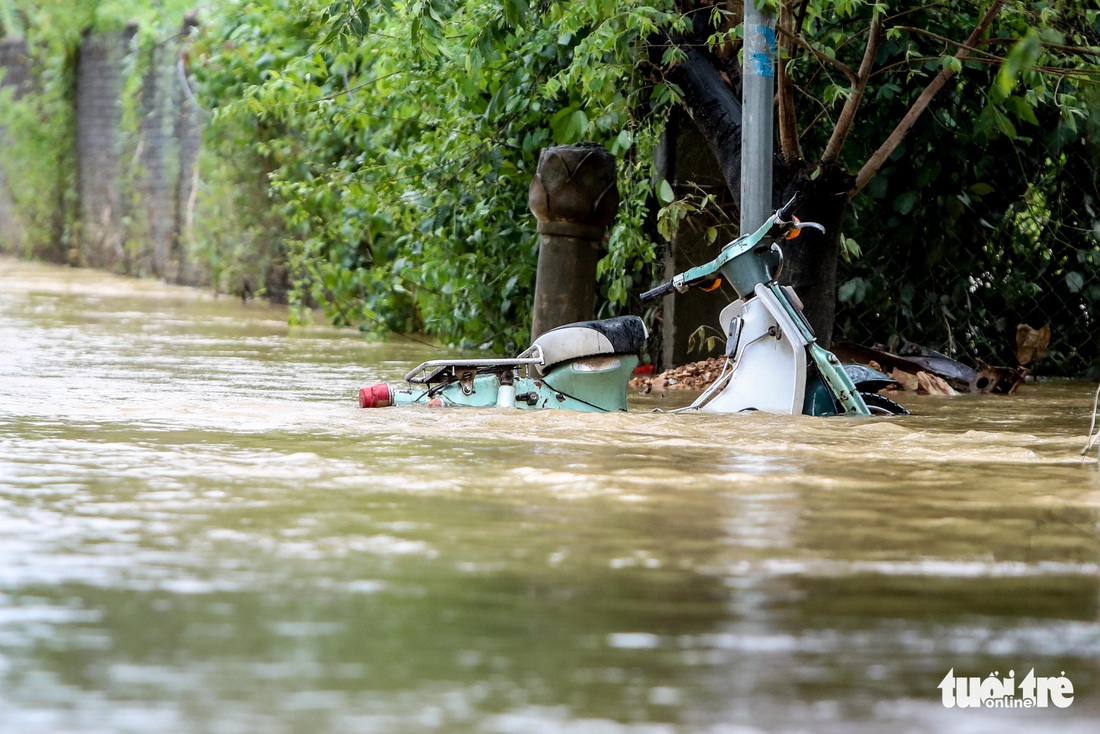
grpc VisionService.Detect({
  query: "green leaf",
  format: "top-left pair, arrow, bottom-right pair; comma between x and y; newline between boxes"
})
1066,271 -> 1085,294
610,129 -> 633,156
893,191 -> 920,216
549,105 -> 579,142
658,179 -> 675,204
838,277 -> 869,305
839,234 -> 862,263
566,109 -> 589,141
1010,96 -> 1040,126
992,106 -> 1018,138
992,29 -> 1043,103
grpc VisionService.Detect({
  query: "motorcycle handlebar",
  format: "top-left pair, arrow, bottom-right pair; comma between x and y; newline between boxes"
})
776,193 -> 802,222
640,280 -> 675,302
640,196 -> 819,303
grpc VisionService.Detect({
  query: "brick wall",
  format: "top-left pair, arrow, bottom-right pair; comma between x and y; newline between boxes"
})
74,29 -> 132,270
1,24 -> 203,281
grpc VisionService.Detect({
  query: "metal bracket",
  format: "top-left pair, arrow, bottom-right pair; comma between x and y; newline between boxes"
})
458,368 -> 476,396
404,345 -> 545,385
726,316 -> 743,357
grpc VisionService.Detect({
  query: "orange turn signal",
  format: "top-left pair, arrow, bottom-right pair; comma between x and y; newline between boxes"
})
785,216 -> 802,240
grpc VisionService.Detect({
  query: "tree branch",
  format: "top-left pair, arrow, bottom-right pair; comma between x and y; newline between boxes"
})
852,0 -> 1006,195
983,37 -> 1100,58
777,1 -> 803,164
891,25 -> 1005,63
782,26 -> 858,86
821,10 -> 882,164
793,0 -> 810,36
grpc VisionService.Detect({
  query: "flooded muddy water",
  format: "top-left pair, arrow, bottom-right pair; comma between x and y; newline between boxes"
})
0,256 -> 1097,733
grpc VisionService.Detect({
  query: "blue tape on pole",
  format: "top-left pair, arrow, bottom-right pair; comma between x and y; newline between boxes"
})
747,24 -> 776,79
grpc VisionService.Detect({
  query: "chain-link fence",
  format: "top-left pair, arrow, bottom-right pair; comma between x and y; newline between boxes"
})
834,123 -> 1100,379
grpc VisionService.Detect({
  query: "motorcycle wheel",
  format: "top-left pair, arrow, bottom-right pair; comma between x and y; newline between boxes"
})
859,391 -> 910,416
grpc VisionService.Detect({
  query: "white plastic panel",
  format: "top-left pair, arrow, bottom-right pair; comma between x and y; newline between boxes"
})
701,293 -> 807,415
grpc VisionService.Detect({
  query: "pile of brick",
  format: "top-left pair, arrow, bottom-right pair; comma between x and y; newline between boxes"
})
629,358 -> 727,394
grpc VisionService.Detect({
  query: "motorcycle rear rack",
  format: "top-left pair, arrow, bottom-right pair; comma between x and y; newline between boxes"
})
404,345 -> 545,385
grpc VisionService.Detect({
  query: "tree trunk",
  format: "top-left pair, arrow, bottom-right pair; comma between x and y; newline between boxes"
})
664,44 -> 743,213
775,163 -> 854,347
668,41 -> 851,347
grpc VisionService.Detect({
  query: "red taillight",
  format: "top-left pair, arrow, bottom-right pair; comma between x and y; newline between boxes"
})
358,383 -> 393,408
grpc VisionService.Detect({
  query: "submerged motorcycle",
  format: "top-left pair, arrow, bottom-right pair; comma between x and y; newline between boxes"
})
358,197 -> 906,416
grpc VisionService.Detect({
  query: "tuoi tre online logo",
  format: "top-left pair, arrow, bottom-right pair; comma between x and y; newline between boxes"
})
939,669 -> 1074,708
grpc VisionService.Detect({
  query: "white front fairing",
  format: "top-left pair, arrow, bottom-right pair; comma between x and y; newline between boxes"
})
701,285 -> 809,415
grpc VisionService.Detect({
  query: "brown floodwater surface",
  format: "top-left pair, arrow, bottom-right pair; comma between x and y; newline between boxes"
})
0,256 -> 1097,733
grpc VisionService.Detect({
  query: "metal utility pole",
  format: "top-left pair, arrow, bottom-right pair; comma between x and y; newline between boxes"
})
740,2 -> 776,236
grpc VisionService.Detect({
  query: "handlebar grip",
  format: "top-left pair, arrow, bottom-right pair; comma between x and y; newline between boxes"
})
640,281 -> 675,302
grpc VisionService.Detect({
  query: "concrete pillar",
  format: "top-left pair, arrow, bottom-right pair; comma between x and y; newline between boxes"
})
173,15 -> 203,285
528,143 -> 619,338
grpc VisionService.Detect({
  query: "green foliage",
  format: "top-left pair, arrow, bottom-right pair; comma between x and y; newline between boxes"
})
655,185 -> 717,243
0,67 -> 72,260
0,1 -> 19,37
826,1 -> 1100,373
192,0 -> 681,351
754,0 -> 1098,373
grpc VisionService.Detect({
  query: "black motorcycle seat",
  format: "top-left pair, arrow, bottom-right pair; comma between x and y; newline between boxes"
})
531,316 -> 648,374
